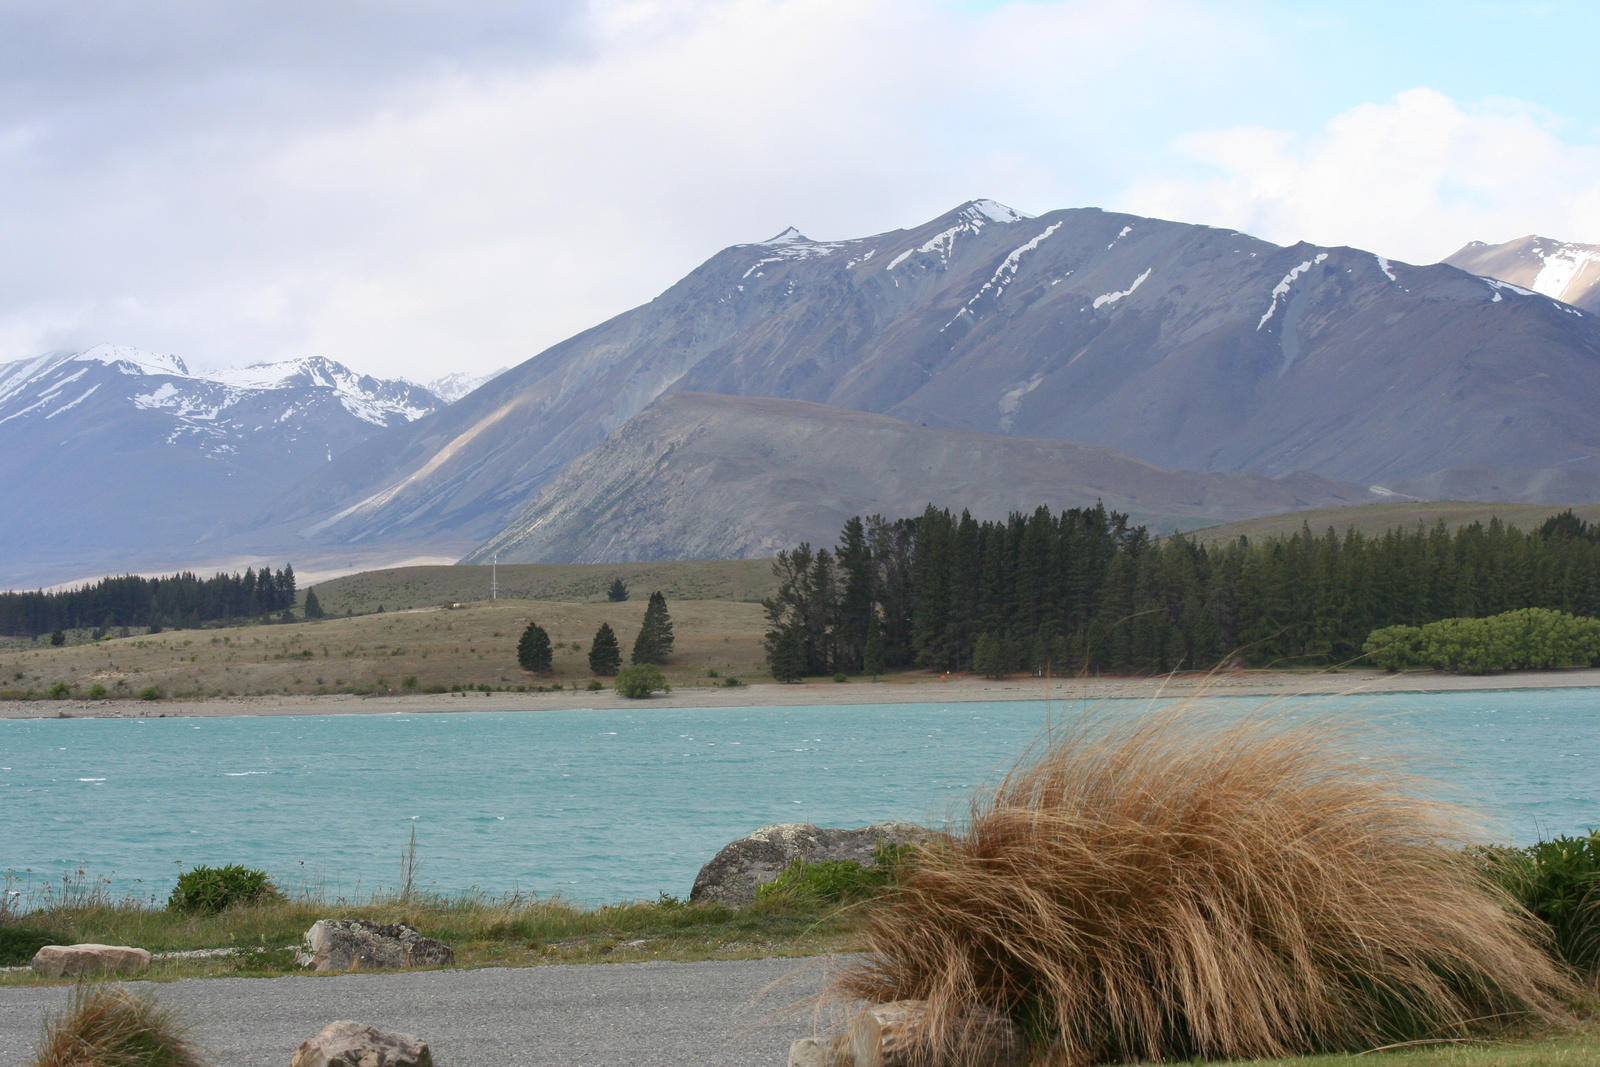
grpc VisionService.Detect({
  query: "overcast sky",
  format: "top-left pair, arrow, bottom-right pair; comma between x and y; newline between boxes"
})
2,0 -> 1597,382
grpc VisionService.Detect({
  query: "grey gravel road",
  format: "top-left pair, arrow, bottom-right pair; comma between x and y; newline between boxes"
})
0,958 -> 845,1066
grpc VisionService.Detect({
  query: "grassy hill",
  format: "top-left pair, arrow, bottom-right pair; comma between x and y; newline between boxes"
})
1184,501 -> 1600,545
1,596 -> 773,698
308,558 -> 778,617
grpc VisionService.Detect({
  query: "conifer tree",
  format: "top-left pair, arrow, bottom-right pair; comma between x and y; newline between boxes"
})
588,621 -> 622,675
517,621 -> 552,673
863,616 -> 885,679
769,626 -> 804,682
608,578 -> 630,602
972,632 -> 1003,678
631,591 -> 674,664
303,588 -> 325,619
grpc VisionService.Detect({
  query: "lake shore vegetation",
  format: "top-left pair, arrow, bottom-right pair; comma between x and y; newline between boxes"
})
763,507 -> 1600,679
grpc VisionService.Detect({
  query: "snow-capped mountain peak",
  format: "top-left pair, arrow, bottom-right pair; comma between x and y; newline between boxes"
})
964,199 -> 1031,224
74,344 -> 191,378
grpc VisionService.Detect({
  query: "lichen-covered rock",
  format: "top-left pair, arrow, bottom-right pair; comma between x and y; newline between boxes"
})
30,943 -> 151,978
296,920 -> 455,972
690,821 -> 934,906
290,1020 -> 433,1067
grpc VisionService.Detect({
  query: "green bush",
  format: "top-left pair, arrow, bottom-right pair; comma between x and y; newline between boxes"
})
614,664 -> 668,698
48,681 -> 71,699
1363,608 -> 1600,674
167,864 -> 283,914
0,922 -> 59,965
87,683 -> 107,699
137,685 -> 164,701
756,843 -> 912,907
833,672 -> 849,683
586,679 -> 603,691
1476,832 -> 1600,973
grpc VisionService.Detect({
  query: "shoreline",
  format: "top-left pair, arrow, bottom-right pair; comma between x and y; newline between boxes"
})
3,667 -> 1598,720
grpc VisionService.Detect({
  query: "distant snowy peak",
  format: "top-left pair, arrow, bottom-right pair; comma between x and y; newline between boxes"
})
963,199 -> 1031,224
74,343 -> 190,377
424,367 -> 508,404
1444,235 -> 1600,315
0,346 -> 440,435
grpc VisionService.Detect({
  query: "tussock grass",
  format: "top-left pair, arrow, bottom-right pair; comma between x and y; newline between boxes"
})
833,707 -> 1580,1066
33,984 -> 206,1067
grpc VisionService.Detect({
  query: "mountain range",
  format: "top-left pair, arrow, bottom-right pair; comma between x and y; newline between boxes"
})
6,201 -> 1600,585
0,346 -> 441,586
268,200 -> 1600,561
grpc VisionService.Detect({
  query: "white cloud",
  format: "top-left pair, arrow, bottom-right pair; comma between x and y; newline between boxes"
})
0,0 -> 1246,381
1120,88 -> 1600,263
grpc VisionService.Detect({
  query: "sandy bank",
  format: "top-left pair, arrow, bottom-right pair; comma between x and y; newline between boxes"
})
2,668 -> 1597,720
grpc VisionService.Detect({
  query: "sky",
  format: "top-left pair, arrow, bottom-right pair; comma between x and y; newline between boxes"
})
1,0 -> 1597,383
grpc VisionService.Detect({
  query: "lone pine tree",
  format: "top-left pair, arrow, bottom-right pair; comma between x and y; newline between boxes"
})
517,621 -> 553,673
631,591 -> 675,665
607,578 -> 630,602
588,621 -> 622,675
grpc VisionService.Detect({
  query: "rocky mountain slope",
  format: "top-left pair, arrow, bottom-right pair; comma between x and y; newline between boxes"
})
1444,236 -> 1600,314
270,200 -> 1600,555
464,392 -> 1383,564
0,345 -> 440,585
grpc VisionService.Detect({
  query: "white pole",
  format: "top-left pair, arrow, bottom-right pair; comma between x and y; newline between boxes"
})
492,555 -> 498,600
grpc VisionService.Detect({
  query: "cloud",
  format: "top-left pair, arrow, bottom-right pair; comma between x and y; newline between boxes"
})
0,0 -> 1250,380
0,2 -> 1593,382
1120,88 -> 1600,264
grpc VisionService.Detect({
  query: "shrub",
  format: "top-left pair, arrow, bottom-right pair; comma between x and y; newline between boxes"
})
167,865 -> 283,914
0,923 -> 58,966
614,664 -> 667,699
87,684 -> 107,699
136,686 -> 163,701
1476,832 -> 1600,974
401,675 -> 418,689
832,672 -> 848,683
586,679 -> 603,691
1364,608 -> 1600,674
48,682 -> 71,699
33,984 -> 208,1067
831,708 -> 1574,1065
757,844 -> 912,907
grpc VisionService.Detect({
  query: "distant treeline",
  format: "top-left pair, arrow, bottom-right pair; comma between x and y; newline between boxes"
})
762,505 -> 1600,677
0,566 -> 297,638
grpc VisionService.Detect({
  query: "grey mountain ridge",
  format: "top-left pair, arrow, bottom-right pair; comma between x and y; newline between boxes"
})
0,346 -> 442,585
266,199 -> 1600,559
463,392 -> 1385,565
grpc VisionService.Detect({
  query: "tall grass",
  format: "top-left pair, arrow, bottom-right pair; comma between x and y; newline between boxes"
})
832,707 -> 1579,1066
33,984 -> 207,1067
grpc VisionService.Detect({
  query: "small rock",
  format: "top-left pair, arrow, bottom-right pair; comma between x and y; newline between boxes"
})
290,1020 -> 433,1067
806,1000 -> 1027,1067
788,1036 -> 840,1067
690,822 -> 936,906
30,943 -> 152,978
296,920 -> 455,972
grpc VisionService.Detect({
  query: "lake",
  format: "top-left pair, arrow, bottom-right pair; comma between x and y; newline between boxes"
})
3,689 -> 1597,906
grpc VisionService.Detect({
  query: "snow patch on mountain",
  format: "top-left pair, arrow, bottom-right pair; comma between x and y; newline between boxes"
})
1093,268 -> 1152,309
1530,242 -> 1600,302
1258,254 -> 1328,330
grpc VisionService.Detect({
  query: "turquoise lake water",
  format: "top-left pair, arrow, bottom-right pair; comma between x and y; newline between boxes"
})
2,690 -> 1597,906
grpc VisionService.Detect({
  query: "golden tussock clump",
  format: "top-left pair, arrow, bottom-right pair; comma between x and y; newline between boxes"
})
33,984 -> 207,1067
831,707 -> 1579,1065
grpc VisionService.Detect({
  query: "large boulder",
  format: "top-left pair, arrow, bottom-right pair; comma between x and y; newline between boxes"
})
296,920 -> 455,972
690,821 -> 934,906
30,943 -> 151,978
790,1000 -> 1027,1067
290,1020 -> 433,1067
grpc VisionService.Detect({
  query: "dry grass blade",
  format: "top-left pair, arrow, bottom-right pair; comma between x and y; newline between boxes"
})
832,704 -> 1579,1066
33,983 -> 208,1067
